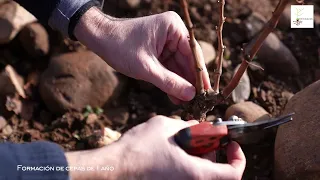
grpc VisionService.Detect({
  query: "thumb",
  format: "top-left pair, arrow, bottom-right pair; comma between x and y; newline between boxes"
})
149,65 -> 196,101
226,141 -> 246,176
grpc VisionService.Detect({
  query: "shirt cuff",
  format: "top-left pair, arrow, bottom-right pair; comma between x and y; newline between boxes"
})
48,0 -> 104,39
11,141 -> 69,180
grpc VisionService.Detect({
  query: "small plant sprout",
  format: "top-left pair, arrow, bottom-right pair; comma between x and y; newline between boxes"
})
83,105 -> 103,118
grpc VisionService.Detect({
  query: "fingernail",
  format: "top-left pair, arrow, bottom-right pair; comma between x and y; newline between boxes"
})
182,86 -> 196,101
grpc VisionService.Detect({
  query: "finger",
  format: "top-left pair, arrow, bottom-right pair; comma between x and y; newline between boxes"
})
159,48 -> 175,62
188,141 -> 245,179
168,95 -> 182,105
226,141 -> 246,173
148,64 -> 196,101
163,56 -> 184,78
174,51 -> 196,85
202,151 -> 216,162
190,156 -> 245,180
186,120 -> 199,126
178,34 -> 211,90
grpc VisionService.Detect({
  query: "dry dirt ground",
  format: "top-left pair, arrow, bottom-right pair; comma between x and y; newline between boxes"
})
1,0 -> 320,179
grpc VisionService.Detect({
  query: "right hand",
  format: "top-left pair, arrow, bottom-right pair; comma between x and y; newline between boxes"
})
67,116 -> 246,180
117,116 -> 246,180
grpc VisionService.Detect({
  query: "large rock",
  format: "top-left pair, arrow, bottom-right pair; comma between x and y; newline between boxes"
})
198,41 -> 216,67
0,1 -> 36,44
18,22 -> 49,57
274,80 -> 320,180
40,51 -> 126,114
246,33 -> 300,75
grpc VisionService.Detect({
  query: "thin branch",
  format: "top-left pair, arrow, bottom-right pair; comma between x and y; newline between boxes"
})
180,0 -> 204,94
212,0 -> 226,94
222,0 -> 289,98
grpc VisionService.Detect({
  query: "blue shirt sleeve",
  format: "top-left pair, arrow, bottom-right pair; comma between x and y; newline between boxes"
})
14,0 -> 104,39
0,141 -> 69,180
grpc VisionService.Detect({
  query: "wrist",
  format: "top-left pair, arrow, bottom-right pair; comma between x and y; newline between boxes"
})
66,141 -> 127,180
73,7 -> 118,65
74,6 -> 112,46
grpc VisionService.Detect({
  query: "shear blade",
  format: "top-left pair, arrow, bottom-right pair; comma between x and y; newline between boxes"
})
227,112 -> 294,131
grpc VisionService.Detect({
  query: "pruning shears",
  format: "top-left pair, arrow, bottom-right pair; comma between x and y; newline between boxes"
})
174,113 -> 294,156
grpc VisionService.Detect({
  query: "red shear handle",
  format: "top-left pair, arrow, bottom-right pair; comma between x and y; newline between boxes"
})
174,122 -> 228,156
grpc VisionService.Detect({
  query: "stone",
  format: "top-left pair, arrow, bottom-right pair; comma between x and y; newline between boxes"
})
0,65 -> 25,98
0,0 -> 7,5
2,125 -> 12,136
244,12 -> 268,38
39,51 -> 126,114
246,33 -> 300,75
18,22 -> 49,57
105,107 -> 129,125
90,127 -> 122,147
281,91 -> 294,101
274,80 -> 320,180
278,5 -> 291,30
206,115 -> 216,122
225,101 -> 271,123
119,0 -> 141,9
0,1 -> 36,44
198,41 -> 216,67
0,116 -> 7,130
231,64 -> 251,103
86,113 -> 98,125
225,101 -> 272,144
169,115 -> 181,120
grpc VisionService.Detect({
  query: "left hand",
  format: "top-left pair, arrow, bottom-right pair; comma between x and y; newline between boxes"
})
74,7 -> 211,104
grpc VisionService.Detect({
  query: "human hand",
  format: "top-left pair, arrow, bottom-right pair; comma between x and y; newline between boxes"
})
117,116 -> 246,180
67,116 -> 246,180
74,7 -> 211,104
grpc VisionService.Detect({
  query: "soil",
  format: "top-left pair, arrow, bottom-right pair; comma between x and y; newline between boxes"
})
1,0 -> 320,179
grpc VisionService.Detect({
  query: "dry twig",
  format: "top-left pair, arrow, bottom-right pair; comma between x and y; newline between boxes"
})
180,0 -> 290,121
180,0 -> 204,94
212,0 -> 226,94
222,0 -> 289,98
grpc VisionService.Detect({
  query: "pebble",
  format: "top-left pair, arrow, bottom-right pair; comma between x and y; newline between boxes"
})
244,12 -> 267,38
99,127 -> 121,146
2,125 -> 13,136
105,107 -> 129,125
18,22 -> 49,57
198,41 -> 216,67
225,101 -> 272,144
0,65 -> 25,98
225,101 -> 271,123
0,116 -> 7,130
278,4 -> 292,31
231,64 -> 251,103
0,1 -> 36,44
119,0 -> 141,9
86,114 -> 98,125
